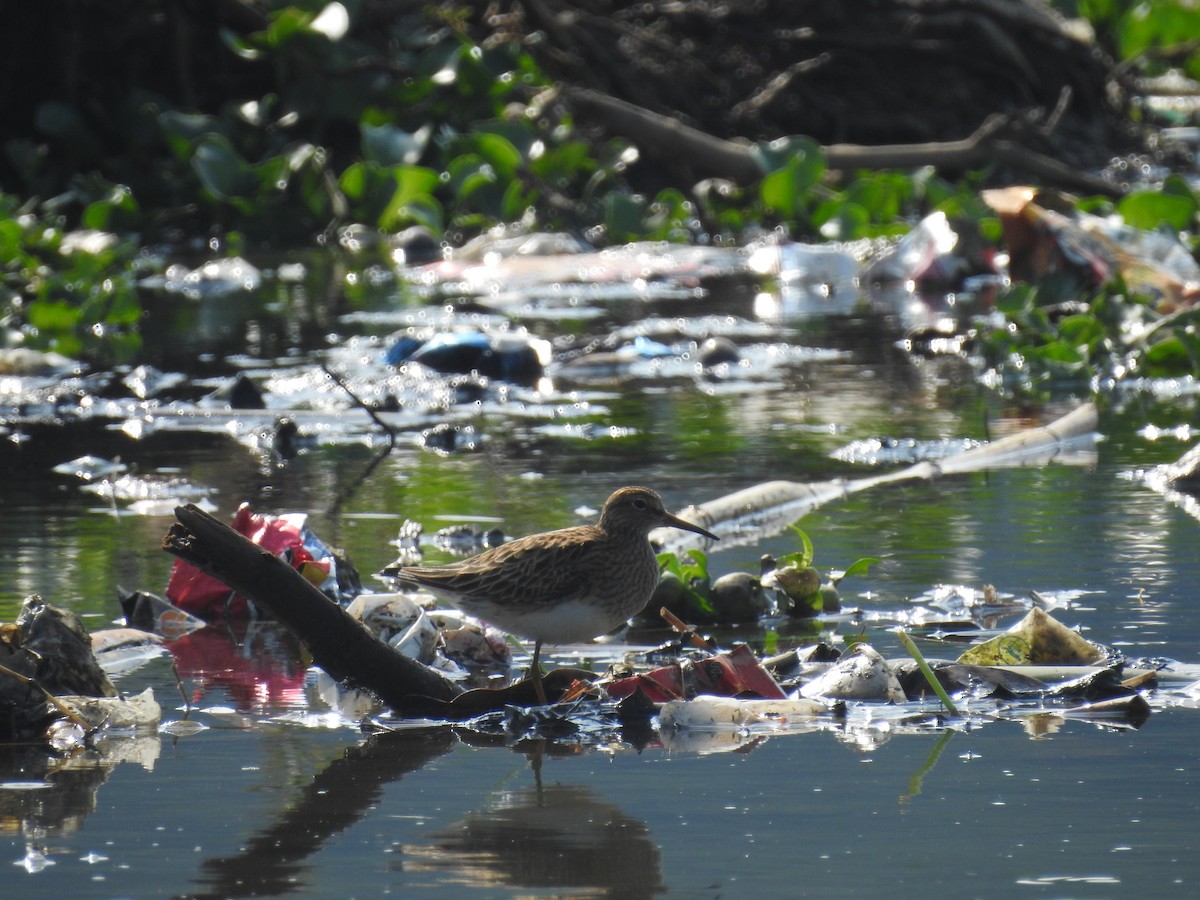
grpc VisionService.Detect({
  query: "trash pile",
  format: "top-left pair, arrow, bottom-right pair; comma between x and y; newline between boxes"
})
3,500 -> 1190,756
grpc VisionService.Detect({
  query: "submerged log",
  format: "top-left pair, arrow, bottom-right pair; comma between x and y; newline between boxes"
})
163,505 -> 463,714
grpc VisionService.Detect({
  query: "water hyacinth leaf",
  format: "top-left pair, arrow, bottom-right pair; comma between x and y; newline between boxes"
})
658,549 -> 709,584
252,155 -> 292,195
499,179 -> 533,222
817,200 -> 870,240
219,26 -> 264,60
82,186 -> 139,232
1056,313 -> 1106,352
419,41 -> 463,85
758,142 -> 825,222
381,165 -> 439,203
470,132 -> 522,179
846,170 -> 911,222
382,194 -> 443,234
192,135 -> 257,200
532,140 -> 592,187
265,6 -> 313,46
1118,188 -> 1197,232
158,111 -> 221,160
603,192 -> 648,242
776,524 -> 814,570
340,161 -> 435,228
995,283 -> 1037,314
27,299 -> 80,333
1143,333 -> 1199,375
759,164 -> 800,220
1031,339 -> 1086,367
0,218 -> 22,258
841,557 -> 880,581
363,123 -> 431,167
1117,2 -> 1200,76
752,135 -> 824,178
656,550 -> 715,617
105,286 -> 142,326
338,164 -> 369,204
377,166 -> 442,230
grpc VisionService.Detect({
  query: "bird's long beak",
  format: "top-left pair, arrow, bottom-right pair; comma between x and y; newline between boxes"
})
662,512 -> 719,541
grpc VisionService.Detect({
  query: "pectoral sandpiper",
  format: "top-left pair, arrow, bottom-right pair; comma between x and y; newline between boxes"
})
397,486 -> 718,704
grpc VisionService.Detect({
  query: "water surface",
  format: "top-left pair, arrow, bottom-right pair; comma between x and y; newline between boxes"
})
2,262 -> 1198,897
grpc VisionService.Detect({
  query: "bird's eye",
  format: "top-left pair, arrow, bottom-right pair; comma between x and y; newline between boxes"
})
633,498 -> 647,509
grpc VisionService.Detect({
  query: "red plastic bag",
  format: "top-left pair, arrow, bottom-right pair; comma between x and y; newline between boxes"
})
165,503 -> 330,618
605,643 -> 787,702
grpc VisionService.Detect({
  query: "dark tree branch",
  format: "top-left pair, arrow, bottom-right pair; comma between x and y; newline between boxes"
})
163,504 -> 463,712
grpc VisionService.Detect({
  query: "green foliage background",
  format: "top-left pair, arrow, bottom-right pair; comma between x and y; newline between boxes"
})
1,1 -> 1197,378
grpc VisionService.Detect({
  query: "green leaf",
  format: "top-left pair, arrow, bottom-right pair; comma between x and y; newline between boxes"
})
363,123 -> 431,167
158,111 -> 221,160
532,140 -> 592,186
1143,334 -> 1196,374
603,193 -> 648,242
339,161 -> 370,200
471,132 -> 522,179
265,7 -> 313,46
105,286 -> 142,326
753,135 -> 824,177
1118,188 -> 1197,232
27,299 -> 80,332
191,135 -> 257,200
1056,313 -> 1106,351
756,137 -> 825,221
82,185 -> 139,232
841,557 -> 880,580
759,167 -> 798,219
776,524 -> 814,570
378,165 -> 442,231
219,26 -> 264,60
817,201 -> 870,240
655,551 -> 714,615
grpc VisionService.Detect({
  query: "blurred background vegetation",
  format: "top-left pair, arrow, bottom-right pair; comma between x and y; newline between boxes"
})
1,0 -> 1197,365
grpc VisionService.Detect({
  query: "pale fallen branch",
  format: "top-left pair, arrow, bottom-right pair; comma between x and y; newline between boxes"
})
653,403 -> 1099,554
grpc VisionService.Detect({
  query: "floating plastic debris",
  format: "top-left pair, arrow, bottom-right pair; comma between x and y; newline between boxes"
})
162,256 -> 262,299
52,455 -> 127,482
957,608 -> 1107,666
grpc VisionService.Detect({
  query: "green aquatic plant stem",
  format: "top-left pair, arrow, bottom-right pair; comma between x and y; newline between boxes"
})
897,630 -> 960,716
901,728 -> 955,805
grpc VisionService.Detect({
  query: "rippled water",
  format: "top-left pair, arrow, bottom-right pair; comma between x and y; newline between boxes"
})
2,257 -> 1199,896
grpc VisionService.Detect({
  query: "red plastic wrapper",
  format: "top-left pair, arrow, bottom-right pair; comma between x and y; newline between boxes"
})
605,643 -> 787,702
165,503 -> 331,618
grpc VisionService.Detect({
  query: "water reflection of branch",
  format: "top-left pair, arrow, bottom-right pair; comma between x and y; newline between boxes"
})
181,730 -> 455,899
899,728 -> 955,807
321,363 -> 397,516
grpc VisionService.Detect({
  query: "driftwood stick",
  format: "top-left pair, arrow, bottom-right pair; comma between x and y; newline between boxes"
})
564,86 -> 1124,198
163,504 -> 463,711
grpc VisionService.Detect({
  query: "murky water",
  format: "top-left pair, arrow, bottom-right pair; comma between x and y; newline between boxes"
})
2,257 -> 1199,896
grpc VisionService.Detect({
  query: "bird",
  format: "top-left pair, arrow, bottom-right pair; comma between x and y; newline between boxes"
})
396,486 -> 718,704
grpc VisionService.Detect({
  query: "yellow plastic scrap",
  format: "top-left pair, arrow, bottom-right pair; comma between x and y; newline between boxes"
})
956,607 -> 1104,666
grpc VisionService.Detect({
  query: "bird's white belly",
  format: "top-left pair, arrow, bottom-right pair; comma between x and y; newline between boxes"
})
465,598 -> 631,644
